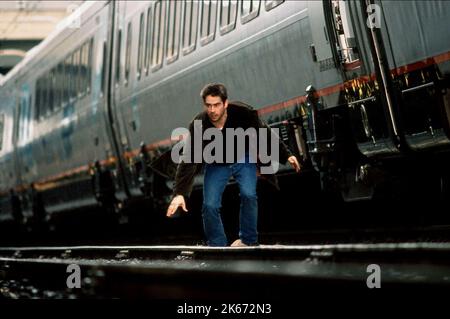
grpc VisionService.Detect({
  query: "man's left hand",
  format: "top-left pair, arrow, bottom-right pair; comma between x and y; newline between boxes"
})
288,156 -> 301,173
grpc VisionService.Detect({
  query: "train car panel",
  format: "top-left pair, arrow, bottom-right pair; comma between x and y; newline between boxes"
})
0,2 -> 121,222
376,0 -> 450,151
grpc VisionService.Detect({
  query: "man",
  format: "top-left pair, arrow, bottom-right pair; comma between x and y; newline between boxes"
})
166,83 -> 301,247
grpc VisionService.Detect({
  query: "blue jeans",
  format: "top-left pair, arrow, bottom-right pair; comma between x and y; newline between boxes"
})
202,159 -> 258,246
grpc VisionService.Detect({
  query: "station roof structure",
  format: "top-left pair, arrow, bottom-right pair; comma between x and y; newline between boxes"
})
0,0 -> 83,76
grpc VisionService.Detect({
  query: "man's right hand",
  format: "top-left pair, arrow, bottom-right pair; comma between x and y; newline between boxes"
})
166,195 -> 188,217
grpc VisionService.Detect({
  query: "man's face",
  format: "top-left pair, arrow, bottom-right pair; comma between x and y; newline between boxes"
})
204,95 -> 228,123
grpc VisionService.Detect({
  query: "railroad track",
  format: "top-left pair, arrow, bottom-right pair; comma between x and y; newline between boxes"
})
1,242 -> 450,299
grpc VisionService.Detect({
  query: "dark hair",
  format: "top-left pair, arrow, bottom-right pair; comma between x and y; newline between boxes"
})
200,83 -> 228,102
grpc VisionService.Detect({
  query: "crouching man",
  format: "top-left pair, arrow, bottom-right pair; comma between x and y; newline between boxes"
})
167,83 -> 301,247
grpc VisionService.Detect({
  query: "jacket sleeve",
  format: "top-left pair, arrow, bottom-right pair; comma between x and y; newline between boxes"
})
173,162 -> 198,198
172,120 -> 200,198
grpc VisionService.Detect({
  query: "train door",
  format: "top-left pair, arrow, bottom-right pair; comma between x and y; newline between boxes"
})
373,0 -> 450,151
324,0 -> 401,157
112,1 -> 143,198
114,1 -> 139,200
112,1 -> 132,155
101,0 -> 132,202
110,1 -> 152,200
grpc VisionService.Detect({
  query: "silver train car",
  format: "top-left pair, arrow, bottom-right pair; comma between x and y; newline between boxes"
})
0,0 -> 449,228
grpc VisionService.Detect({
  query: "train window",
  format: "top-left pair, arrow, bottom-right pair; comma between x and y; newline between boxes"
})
79,46 -> 84,96
87,38 -> 93,93
39,75 -> 45,116
151,0 -> 166,71
220,0 -> 237,35
46,73 -> 52,115
55,63 -> 63,110
182,0 -> 199,55
52,68 -> 57,111
73,49 -> 81,99
265,0 -> 284,11
17,88 -> 32,143
37,77 -> 43,118
101,41 -> 107,96
35,79 -> 41,120
241,0 -> 260,24
51,70 -> 56,112
144,6 -> 152,75
42,74 -> 48,116
81,46 -> 87,97
73,52 -> 78,100
115,29 -> 122,85
78,44 -> 85,97
41,78 -> 45,117
84,41 -> 89,94
166,0 -> 182,64
53,68 -> 58,111
200,0 -> 217,46
81,40 -> 90,95
79,45 -> 86,97
38,78 -> 43,119
137,12 -> 145,79
125,21 -> 132,85
48,70 -> 55,114
0,113 -> 4,151
40,75 -> 46,117
57,61 -> 64,108
63,55 -> 71,105
70,52 -> 76,100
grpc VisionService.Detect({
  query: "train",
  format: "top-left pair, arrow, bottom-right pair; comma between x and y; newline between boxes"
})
0,0 -> 449,232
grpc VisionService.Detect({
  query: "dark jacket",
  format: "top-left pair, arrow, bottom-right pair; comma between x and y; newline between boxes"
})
150,101 -> 294,197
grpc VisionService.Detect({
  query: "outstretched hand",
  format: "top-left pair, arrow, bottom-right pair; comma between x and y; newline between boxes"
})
166,195 -> 188,217
288,155 -> 301,173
